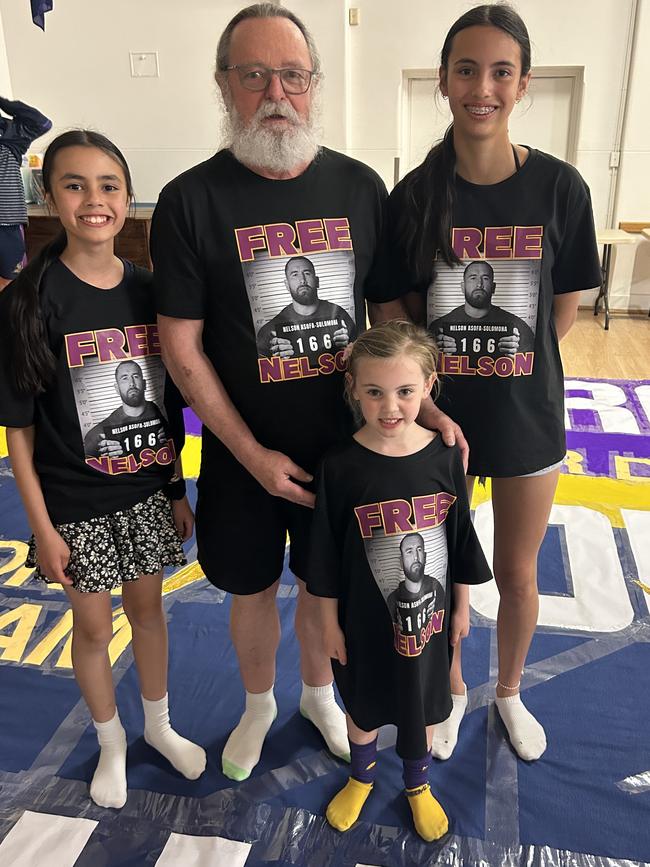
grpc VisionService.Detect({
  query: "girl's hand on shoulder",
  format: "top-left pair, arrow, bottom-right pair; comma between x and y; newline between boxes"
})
172,495 -> 194,541
323,621 -> 347,666
450,605 -> 470,647
35,528 -> 72,586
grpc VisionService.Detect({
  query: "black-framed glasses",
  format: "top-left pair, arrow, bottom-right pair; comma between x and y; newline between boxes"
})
224,64 -> 315,94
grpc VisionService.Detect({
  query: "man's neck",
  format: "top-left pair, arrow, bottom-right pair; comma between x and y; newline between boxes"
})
463,303 -> 490,319
238,154 -> 313,181
291,299 -> 320,316
121,403 -> 146,418
404,577 -> 423,594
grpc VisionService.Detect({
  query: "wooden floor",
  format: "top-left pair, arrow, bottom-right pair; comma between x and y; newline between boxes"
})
561,308 -> 650,379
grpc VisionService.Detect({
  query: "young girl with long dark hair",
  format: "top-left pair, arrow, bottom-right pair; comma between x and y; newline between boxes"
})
387,5 -> 601,761
0,130 -> 206,808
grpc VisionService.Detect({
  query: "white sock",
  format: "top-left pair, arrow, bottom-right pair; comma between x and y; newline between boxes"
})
495,694 -> 547,761
431,686 -> 468,760
300,682 -> 350,762
222,687 -> 277,782
142,693 -> 206,780
90,710 -> 127,809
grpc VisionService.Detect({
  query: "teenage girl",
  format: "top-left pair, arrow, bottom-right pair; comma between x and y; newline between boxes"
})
386,5 -> 601,760
307,321 -> 492,841
0,130 -> 206,808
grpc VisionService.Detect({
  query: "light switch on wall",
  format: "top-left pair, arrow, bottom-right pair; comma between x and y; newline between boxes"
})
129,52 -> 159,78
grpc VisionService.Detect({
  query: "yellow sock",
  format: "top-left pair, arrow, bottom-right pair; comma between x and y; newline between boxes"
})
405,784 -> 449,842
326,777 -> 374,832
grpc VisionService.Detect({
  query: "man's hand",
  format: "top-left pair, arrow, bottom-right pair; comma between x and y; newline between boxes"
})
497,327 -> 520,357
97,438 -> 124,457
269,331 -> 295,358
449,605 -> 470,648
246,446 -> 315,508
436,329 -> 457,354
419,400 -> 469,471
323,620 -> 347,665
35,528 -> 72,586
332,322 -> 350,349
172,495 -> 195,541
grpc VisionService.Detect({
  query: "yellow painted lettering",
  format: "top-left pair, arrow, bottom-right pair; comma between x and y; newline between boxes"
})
0,541 -> 34,587
0,603 -> 41,661
23,610 -> 73,666
564,450 -> 585,476
614,455 -> 650,482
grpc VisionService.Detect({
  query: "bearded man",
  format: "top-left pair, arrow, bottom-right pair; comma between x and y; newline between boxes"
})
151,3 -> 457,782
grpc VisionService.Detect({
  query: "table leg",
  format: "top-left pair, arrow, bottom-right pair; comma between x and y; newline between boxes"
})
594,244 -> 612,329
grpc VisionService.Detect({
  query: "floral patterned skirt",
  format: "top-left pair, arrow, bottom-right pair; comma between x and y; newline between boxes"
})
26,489 -> 186,593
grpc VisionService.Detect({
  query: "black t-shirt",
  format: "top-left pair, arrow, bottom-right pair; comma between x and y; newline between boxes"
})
306,437 -> 492,759
151,147 -> 387,475
0,260 -> 182,524
386,149 -> 602,477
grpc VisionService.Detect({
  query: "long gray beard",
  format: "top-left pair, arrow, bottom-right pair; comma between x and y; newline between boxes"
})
224,99 -> 320,175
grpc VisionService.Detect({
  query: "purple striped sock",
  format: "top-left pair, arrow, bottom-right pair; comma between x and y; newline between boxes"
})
349,738 -> 378,784
402,753 -> 431,790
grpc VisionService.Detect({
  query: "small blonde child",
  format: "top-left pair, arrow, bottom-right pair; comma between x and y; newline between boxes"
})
306,321 -> 492,841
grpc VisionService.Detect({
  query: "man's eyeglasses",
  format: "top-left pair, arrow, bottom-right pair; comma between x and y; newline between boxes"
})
224,64 -> 315,95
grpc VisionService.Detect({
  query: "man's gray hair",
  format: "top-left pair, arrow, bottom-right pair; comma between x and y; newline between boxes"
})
215,3 -> 321,77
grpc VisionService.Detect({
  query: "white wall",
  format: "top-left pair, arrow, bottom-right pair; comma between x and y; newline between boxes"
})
0,9 -> 12,96
612,0 -> 650,312
0,0 -> 242,202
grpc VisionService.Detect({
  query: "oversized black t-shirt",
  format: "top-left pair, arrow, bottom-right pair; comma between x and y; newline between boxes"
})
151,148 -> 387,475
0,260 -> 182,524
387,149 -> 602,477
307,437 -> 492,759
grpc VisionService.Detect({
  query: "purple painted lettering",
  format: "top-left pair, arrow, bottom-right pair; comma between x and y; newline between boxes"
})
265,223 -> 297,257
66,332 -> 96,368
380,500 -> 412,535
323,218 -> 352,251
296,220 -> 328,254
513,225 -> 543,258
96,329 -> 127,363
355,504 -> 383,539
452,228 -> 482,258
484,226 -> 513,258
235,226 -> 266,262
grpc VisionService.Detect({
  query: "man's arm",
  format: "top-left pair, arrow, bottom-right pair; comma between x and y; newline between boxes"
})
158,314 -> 315,507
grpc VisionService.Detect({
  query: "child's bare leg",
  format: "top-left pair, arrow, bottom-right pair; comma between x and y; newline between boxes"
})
64,586 -> 127,808
326,715 -> 377,831
122,573 -> 206,780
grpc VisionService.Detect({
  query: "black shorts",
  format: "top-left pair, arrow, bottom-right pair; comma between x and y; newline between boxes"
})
195,454 -> 314,595
0,224 -> 26,280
